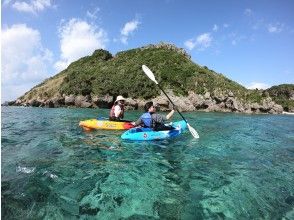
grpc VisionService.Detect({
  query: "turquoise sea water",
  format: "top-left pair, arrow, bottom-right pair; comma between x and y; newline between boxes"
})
1,106 -> 294,219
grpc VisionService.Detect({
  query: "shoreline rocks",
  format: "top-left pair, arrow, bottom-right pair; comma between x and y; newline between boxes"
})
4,90 -> 288,114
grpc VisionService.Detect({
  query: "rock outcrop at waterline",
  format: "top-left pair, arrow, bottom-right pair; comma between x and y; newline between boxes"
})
7,90 -> 284,114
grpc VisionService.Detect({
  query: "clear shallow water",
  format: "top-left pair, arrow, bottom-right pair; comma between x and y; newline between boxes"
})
1,106 -> 294,219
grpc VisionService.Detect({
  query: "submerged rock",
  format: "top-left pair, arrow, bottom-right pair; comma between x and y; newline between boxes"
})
79,203 -> 100,216
285,195 -> 294,205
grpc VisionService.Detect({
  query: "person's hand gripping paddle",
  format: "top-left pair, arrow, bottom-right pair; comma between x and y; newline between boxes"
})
142,65 -> 199,138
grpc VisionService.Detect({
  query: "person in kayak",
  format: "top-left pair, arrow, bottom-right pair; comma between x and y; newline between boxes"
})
109,95 -> 126,121
132,101 -> 175,131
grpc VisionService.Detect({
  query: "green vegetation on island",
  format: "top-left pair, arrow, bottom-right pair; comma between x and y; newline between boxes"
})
266,84 -> 294,112
17,43 -> 293,112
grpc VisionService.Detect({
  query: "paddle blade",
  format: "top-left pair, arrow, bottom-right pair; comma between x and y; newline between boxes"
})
187,123 -> 199,139
142,65 -> 159,84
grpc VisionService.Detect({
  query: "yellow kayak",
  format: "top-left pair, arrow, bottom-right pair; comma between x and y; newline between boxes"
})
79,119 -> 134,131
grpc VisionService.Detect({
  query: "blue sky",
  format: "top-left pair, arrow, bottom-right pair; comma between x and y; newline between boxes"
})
2,0 -> 294,101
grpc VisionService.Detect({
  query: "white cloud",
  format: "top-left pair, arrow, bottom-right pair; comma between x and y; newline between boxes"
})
252,19 -> 264,30
267,23 -> 284,33
12,0 -> 52,14
3,0 -> 13,6
228,32 -> 247,46
212,24 -> 218,32
121,20 -> 140,36
86,7 -> 100,20
184,33 -> 213,51
184,40 -> 195,50
197,33 -> 212,48
1,24 -> 53,101
247,82 -> 270,90
54,19 -> 108,72
120,36 -> 128,44
120,19 -> 140,44
12,1 -> 34,13
244,8 -> 253,16
243,9 -> 286,34
223,23 -> 229,28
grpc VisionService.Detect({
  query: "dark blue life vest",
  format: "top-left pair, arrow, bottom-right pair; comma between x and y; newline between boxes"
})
141,113 -> 152,128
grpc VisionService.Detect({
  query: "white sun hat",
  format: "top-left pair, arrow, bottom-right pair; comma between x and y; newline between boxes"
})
115,95 -> 126,103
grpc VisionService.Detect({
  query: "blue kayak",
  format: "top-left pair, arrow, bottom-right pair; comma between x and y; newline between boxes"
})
121,120 -> 187,141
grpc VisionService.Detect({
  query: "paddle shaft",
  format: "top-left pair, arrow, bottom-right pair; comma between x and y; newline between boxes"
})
157,84 -> 188,124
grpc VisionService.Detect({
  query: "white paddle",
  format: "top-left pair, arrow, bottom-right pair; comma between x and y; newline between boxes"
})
142,65 -> 199,139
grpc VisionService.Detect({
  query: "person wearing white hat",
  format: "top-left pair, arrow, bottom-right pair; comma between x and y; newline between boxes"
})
109,95 -> 126,121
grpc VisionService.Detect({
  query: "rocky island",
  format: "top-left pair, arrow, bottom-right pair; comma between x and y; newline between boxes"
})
5,43 -> 294,114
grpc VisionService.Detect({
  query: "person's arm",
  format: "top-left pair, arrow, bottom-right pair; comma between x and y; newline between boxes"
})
165,109 -> 175,120
132,117 -> 142,126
